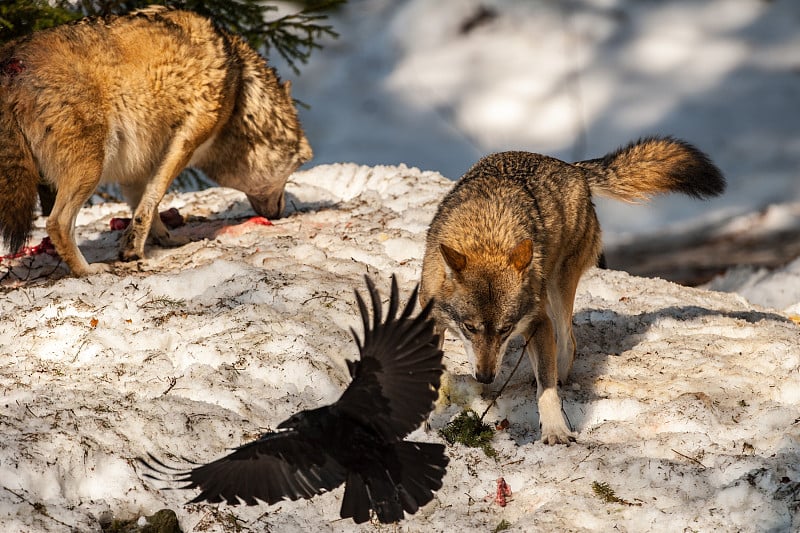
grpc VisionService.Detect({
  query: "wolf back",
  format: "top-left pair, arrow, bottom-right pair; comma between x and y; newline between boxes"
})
0,6 -> 312,275
420,136 -> 724,444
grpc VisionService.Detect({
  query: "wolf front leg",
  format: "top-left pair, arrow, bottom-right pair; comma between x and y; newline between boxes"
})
119,122 -> 213,262
120,183 -> 189,249
526,314 -> 577,445
546,261 -> 587,384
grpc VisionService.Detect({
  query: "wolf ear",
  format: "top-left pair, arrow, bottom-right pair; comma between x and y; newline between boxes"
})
440,243 -> 467,273
509,239 -> 533,273
282,80 -> 292,98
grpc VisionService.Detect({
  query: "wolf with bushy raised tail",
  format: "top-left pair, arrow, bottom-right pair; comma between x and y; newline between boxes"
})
420,137 -> 725,444
0,6 -> 312,276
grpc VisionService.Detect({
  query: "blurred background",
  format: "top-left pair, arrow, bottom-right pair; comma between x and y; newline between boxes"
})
3,0 -> 799,291
275,0 -> 800,286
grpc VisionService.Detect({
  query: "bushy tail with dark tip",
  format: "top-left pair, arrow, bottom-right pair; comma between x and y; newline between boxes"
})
574,136 -> 725,202
0,97 -> 39,253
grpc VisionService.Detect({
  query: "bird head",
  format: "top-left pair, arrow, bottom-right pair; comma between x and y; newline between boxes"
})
277,406 -> 330,433
277,412 -> 304,430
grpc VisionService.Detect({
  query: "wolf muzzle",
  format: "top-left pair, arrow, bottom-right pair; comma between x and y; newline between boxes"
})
246,192 -> 285,219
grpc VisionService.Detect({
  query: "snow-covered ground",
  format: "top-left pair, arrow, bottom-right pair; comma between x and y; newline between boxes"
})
1,164 -> 798,532
286,0 -> 800,241
1,1 -> 799,531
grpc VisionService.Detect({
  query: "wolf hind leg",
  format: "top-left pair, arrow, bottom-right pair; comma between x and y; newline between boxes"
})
46,158 -> 108,275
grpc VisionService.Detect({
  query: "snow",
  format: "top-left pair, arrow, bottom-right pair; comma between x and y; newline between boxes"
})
1,163 -> 799,532
2,1 -> 800,530
707,254 -> 800,314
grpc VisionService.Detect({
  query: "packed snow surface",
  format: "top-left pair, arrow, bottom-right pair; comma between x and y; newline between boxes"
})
1,164 -> 798,532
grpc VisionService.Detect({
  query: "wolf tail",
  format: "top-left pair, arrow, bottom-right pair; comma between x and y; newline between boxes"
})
574,136 -> 725,202
0,96 -> 39,253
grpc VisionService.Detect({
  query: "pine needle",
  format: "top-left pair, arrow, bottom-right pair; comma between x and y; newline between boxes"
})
439,409 -> 497,458
591,481 -> 641,506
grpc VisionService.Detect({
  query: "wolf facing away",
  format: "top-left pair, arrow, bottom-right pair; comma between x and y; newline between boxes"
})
420,137 -> 725,445
0,6 -> 312,276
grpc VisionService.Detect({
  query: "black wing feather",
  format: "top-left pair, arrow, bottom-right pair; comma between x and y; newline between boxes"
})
337,275 -> 443,441
340,471 -> 372,524
141,275 -> 447,524
140,430 -> 347,506
394,441 -> 449,512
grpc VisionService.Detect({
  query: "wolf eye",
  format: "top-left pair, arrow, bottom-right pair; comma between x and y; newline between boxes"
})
497,325 -> 512,336
463,322 -> 478,334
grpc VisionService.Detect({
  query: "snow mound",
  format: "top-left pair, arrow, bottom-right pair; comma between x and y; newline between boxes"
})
1,163 -> 798,532
708,256 -> 800,314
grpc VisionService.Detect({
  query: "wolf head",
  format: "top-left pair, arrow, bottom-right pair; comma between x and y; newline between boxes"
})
432,239 -> 539,384
241,119 -> 313,219
198,45 -> 313,219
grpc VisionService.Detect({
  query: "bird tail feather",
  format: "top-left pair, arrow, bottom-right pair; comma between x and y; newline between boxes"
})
394,441 -> 448,514
340,472 -> 372,524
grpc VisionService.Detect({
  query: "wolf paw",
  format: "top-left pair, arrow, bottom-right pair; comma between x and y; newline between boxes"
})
537,388 -> 576,445
72,262 -> 112,276
119,248 -> 143,262
540,428 -> 577,446
541,413 -> 578,446
153,232 -> 190,248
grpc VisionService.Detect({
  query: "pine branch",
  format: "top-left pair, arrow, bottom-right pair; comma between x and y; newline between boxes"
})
591,481 -> 641,506
2,0 -> 344,74
259,1 -> 344,74
0,1 -> 79,43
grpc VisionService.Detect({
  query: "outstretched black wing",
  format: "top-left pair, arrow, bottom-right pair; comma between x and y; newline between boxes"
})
335,275 -> 443,441
140,275 -> 446,523
140,430 -> 348,506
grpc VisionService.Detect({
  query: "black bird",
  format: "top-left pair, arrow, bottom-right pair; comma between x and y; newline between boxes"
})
141,275 -> 448,524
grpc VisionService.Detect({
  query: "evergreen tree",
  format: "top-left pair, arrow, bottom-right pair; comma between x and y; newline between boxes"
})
1,1 -> 80,41
0,0 -> 343,74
